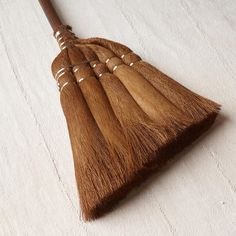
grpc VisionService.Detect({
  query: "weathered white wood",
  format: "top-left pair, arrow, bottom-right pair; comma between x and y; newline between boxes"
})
0,0 -> 236,235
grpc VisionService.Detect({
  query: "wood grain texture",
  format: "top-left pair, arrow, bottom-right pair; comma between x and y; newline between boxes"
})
0,0 -> 235,235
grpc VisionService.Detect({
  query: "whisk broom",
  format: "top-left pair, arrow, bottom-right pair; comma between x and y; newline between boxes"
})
39,0 -> 220,220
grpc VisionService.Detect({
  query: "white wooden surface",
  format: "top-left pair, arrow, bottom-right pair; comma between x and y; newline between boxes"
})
0,0 -> 236,235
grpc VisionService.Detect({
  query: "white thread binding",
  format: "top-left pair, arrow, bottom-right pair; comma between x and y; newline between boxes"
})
61,45 -> 67,50
55,68 -> 66,81
59,41 -> 65,47
113,65 -> 118,72
56,71 -> 66,81
60,81 -> 69,92
78,78 -> 85,83
54,31 -> 61,38
73,67 -> 79,73
57,36 -> 63,42
73,61 -> 89,73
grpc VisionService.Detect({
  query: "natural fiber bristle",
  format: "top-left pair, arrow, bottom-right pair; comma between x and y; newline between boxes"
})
68,46 -> 136,172
51,50 -> 136,221
61,82 -> 128,221
87,44 -> 192,138
78,37 -> 220,121
99,73 -> 168,165
50,33 -> 220,221
40,0 -> 221,222
77,45 -> 168,167
133,61 -> 221,121
78,37 -> 220,139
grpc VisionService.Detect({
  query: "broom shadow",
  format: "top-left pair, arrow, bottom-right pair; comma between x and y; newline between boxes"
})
95,113 -> 226,220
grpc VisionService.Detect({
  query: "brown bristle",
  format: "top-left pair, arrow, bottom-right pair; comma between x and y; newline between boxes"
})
99,73 -> 169,165
78,38 -> 220,124
39,0 -> 221,222
133,61 -> 220,121
67,46 -> 136,172
87,44 -> 192,140
77,45 -> 169,167
51,36 -> 220,221
51,50 -> 134,221
78,39 -> 220,166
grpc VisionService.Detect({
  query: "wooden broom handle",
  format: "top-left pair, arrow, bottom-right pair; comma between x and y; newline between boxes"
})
39,0 -> 63,31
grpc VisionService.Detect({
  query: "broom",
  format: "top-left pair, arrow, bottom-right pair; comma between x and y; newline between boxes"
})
39,0 -> 220,220
78,38 -> 221,140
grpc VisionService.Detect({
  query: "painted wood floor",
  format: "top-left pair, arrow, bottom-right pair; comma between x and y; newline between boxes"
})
0,0 -> 236,235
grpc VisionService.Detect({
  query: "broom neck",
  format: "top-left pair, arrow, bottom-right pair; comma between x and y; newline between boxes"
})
39,0 -> 63,31
39,0 -> 77,49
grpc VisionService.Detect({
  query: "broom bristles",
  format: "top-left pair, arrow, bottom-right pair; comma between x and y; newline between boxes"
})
41,0 -> 220,222
61,82 -> 127,221
79,40 -> 221,166
68,46 -> 136,173
77,45 -> 170,168
99,73 -> 168,166
80,76 -> 135,172
78,38 -> 220,123
133,61 -> 221,121
51,36 -> 220,221
52,50 -> 139,221
78,44 -> 197,172
87,44 -> 192,138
